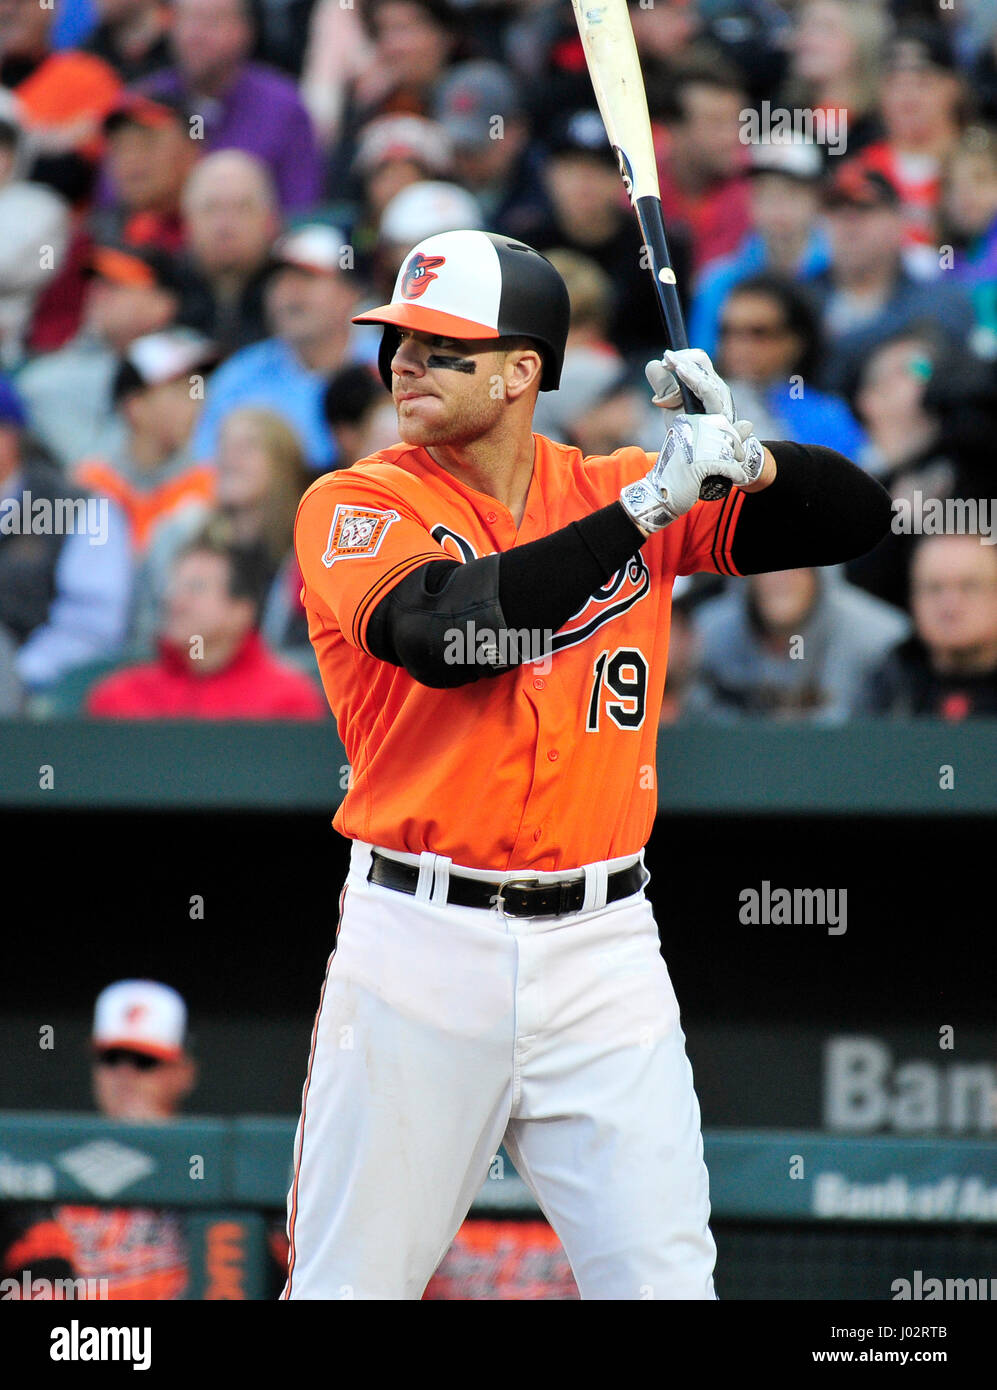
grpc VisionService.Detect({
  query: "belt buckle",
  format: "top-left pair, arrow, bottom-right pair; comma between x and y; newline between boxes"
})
493,877 -> 540,918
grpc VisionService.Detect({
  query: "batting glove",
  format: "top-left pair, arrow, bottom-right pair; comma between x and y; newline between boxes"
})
645,348 -> 736,423
620,414 -> 766,532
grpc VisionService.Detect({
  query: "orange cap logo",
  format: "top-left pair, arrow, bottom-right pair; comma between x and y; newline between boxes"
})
400,252 -> 446,300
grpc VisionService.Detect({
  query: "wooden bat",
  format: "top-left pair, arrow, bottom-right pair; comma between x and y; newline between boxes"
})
570,0 -> 732,501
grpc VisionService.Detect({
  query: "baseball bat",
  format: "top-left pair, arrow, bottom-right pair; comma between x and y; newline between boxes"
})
569,0 -> 731,502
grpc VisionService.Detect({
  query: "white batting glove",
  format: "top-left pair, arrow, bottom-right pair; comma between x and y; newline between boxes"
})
645,348 -> 736,423
620,414 -> 766,532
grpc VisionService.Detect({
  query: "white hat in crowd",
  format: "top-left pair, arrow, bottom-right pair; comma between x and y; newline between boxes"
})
92,980 -> 188,1060
378,180 -> 484,246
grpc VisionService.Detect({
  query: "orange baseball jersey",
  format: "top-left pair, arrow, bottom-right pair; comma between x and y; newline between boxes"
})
294,433 -> 746,871
57,1206 -> 187,1300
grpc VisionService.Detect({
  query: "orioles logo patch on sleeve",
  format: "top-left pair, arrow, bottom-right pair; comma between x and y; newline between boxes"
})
322,504 -> 400,566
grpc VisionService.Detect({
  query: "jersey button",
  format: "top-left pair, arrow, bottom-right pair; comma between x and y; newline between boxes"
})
485,510 -> 498,523
547,749 -> 559,761
533,828 -> 542,841
533,677 -> 545,691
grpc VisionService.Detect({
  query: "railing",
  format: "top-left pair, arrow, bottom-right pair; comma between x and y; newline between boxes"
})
1,721 -> 995,812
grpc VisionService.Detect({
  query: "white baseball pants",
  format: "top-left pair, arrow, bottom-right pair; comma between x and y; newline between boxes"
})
282,841 -> 716,1300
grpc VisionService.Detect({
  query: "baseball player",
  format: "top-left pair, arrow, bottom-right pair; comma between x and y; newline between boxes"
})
283,231 -> 891,1300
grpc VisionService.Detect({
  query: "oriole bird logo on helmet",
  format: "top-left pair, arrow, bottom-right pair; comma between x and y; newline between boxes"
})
400,252 -> 446,300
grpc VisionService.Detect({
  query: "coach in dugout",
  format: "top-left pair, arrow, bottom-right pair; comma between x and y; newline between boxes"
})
57,980 -> 196,1300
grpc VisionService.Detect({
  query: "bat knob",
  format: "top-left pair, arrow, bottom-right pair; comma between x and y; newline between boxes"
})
699,476 -> 732,503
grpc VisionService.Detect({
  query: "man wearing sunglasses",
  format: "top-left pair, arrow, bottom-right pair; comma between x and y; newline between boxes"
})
57,980 -> 196,1299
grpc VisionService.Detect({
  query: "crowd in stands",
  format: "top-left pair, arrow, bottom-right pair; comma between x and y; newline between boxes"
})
1,0 -> 995,723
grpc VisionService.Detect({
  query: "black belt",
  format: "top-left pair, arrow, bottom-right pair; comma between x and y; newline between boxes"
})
367,851 -> 645,918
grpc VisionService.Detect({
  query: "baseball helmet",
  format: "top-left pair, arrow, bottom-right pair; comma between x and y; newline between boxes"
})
352,230 -> 571,391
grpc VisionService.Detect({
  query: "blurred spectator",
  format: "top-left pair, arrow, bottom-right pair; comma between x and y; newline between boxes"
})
432,61 -> 547,240
655,58 -> 752,273
87,530 -> 327,717
781,0 -> 889,161
691,567 -> 910,723
347,115 -> 455,275
541,249 -> 615,353
847,332 -> 997,611
329,0 -> 464,190
75,327 -> 219,553
58,980 -> 196,1298
688,1 -> 790,106
658,592 -> 705,726
0,108 -> 70,368
852,25 -> 969,275
531,109 -> 685,363
716,273 -> 866,456
354,113 -> 454,219
690,137 -> 830,359
853,330 -> 945,483
0,374 -> 132,695
941,124 -> 997,356
175,150 -> 279,356
628,0 -> 702,71
532,346 -> 655,456
134,406 -> 310,653
17,239 -> 181,470
0,0 -> 120,205
143,0 -> 321,212
370,180 -> 482,301
858,535 -> 997,719
83,0 -> 173,84
190,224 -> 367,472
0,621 -> 24,714
322,363 -> 398,467
812,164 -> 974,397
94,92 -> 200,255
299,0 -> 373,150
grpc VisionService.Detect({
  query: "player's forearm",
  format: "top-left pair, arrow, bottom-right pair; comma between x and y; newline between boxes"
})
365,503 -> 648,687
730,440 -> 893,575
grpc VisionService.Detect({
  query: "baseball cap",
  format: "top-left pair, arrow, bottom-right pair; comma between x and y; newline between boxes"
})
378,180 -> 483,245
267,224 -> 349,276
884,25 -> 957,75
0,374 -> 27,429
434,61 -> 523,150
547,109 -> 615,164
88,240 -> 182,292
352,229 -> 571,391
92,980 -> 187,1061
103,91 -> 190,136
748,137 -> 823,182
113,327 -> 219,404
353,115 -> 453,177
824,164 -> 901,211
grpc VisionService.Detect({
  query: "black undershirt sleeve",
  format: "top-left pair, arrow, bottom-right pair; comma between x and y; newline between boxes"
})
731,440 -> 893,575
365,440 -> 892,687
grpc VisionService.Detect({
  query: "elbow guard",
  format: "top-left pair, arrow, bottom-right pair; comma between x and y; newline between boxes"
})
366,554 -> 519,688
